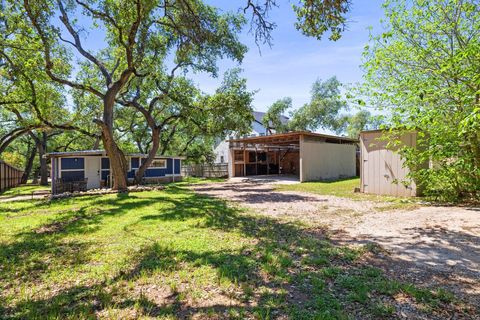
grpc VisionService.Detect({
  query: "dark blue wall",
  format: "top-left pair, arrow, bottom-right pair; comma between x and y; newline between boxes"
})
101,157 -> 110,170
131,157 -> 140,169
101,170 -> 110,180
58,156 -> 179,182
61,158 -> 84,170
127,158 -> 177,178
61,170 -> 84,181
174,159 -> 181,174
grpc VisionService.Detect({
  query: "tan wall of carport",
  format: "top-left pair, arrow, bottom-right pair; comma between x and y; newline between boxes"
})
299,137 -> 356,182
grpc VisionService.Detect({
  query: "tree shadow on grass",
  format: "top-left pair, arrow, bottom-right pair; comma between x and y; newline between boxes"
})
0,193 -> 167,288
2,187 -> 477,319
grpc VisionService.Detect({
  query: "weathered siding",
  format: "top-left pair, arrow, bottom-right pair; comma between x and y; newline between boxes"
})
0,160 -> 23,192
300,139 -> 356,182
360,131 -> 421,197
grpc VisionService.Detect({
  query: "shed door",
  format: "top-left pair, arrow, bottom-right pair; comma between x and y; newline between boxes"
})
85,157 -> 101,189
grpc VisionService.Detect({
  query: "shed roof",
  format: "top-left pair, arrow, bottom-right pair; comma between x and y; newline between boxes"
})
228,131 -> 358,146
45,150 -> 185,159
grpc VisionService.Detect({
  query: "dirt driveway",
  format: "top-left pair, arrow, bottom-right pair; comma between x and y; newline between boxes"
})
192,180 -> 480,306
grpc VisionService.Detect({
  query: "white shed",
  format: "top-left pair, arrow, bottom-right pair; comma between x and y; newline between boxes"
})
360,130 -> 426,197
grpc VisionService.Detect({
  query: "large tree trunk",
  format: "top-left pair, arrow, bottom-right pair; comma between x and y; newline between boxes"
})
21,142 -> 36,184
134,127 -> 160,184
32,167 -> 39,184
99,92 -> 129,191
37,132 -> 48,186
28,131 -> 48,186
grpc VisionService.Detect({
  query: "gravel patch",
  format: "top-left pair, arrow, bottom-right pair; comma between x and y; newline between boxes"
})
192,181 -> 480,307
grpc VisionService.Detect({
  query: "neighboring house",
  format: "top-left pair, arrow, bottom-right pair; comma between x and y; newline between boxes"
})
359,130 -> 428,197
213,111 -> 289,164
228,131 -> 357,182
46,150 -> 184,194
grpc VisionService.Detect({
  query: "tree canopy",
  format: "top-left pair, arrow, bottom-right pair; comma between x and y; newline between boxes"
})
362,0 -> 480,200
263,77 -> 383,137
0,0 -> 354,190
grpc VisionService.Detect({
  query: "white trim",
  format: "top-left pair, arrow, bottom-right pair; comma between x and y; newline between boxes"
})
148,159 -> 167,169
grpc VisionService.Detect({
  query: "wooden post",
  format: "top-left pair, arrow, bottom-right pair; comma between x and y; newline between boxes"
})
51,157 -> 55,194
266,146 -> 269,175
243,144 -> 246,177
299,134 -> 304,182
255,146 -> 258,176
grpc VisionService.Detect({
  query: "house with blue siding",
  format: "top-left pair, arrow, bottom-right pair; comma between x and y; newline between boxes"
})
46,150 -> 183,194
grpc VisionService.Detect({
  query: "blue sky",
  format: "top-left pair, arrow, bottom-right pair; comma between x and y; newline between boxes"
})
194,0 -> 386,112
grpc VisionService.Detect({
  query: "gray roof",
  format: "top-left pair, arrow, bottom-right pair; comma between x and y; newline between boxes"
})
253,111 -> 289,127
45,150 -> 185,159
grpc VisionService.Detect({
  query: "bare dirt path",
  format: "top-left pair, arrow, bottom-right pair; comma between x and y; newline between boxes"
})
192,181 -> 480,306
0,194 -> 49,202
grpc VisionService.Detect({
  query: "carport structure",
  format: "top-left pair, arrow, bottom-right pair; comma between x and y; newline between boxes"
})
228,131 -> 358,182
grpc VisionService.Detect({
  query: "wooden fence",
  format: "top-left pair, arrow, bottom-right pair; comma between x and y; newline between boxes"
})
182,163 -> 228,178
0,160 -> 24,193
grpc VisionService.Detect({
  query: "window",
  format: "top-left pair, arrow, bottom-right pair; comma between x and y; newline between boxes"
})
130,157 -> 140,169
220,156 -> 224,163
149,159 -> 167,169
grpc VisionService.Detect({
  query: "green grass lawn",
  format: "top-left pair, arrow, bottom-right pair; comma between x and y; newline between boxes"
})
276,178 -> 420,209
0,185 -> 469,319
0,184 -> 50,198
175,176 -> 227,185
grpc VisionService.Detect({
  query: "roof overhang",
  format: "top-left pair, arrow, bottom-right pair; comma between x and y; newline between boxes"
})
228,131 -> 358,147
45,150 -> 186,159
45,150 -> 107,158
